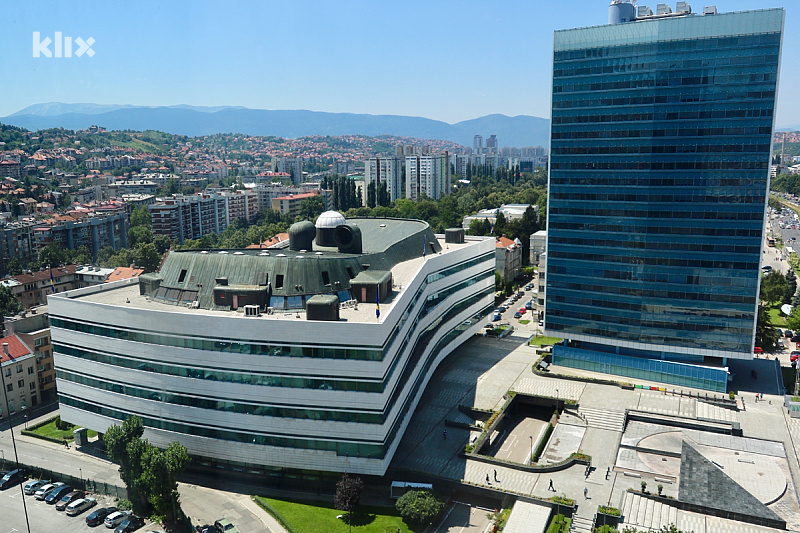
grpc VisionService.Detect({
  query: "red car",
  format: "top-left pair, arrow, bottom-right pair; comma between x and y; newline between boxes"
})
754,347 -> 763,354
791,351 -> 800,363
518,308 -> 526,315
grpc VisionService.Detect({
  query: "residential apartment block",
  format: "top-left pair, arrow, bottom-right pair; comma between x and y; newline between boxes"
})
149,194 -> 228,244
405,153 -> 450,201
364,156 -> 403,203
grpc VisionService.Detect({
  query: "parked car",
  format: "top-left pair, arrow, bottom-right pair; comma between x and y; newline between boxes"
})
56,490 -> 85,511
86,506 -> 118,526
525,301 -> 533,310
22,479 -> 46,495
492,313 -> 501,321
34,482 -> 64,500
214,518 -> 241,533
105,510 -> 131,528
66,497 -> 97,516
753,347 -> 763,354
791,335 -> 800,343
786,330 -> 794,338
516,291 -> 524,298
513,312 -> 521,319
791,351 -> 800,363
0,468 -> 26,490
518,308 -> 526,315
114,514 -> 144,533
45,485 -> 73,504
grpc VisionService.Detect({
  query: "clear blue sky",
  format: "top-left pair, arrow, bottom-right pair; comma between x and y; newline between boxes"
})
2,1 -> 798,127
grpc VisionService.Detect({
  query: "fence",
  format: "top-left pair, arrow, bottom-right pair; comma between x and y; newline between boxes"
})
0,458 -> 127,499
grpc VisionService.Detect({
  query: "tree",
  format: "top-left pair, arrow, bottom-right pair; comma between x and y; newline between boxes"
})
103,416 -> 190,527
6,258 -> 22,276
133,243 -> 162,272
761,271 -> 788,305
128,226 -> 154,248
0,285 -> 22,320
298,194 -> 324,221
757,302 -> 781,351
130,206 -> 151,229
785,269 -> 797,304
395,490 -> 444,526
334,473 -> 363,532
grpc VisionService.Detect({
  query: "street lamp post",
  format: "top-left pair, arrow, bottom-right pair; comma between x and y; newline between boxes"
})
529,435 -> 533,464
0,343 -> 32,533
79,468 -> 83,489
555,388 -> 559,409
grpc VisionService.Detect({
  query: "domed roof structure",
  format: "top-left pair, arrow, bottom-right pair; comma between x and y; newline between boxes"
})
316,211 -> 346,229
288,220 -> 317,251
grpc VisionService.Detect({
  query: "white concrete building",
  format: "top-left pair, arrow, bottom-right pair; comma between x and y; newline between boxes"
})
49,214 -> 494,477
405,153 -> 450,201
364,156 -> 403,203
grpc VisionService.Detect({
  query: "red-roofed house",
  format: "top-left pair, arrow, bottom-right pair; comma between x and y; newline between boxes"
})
246,233 -> 289,249
271,192 -> 322,216
0,334 -> 38,418
105,266 -> 145,283
495,235 -> 522,282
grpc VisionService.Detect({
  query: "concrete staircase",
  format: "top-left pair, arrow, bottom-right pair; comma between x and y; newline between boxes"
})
620,491 -> 678,531
578,407 -> 627,432
569,515 -> 594,533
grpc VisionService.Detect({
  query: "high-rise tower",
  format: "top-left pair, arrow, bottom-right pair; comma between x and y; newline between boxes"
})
544,4 -> 784,391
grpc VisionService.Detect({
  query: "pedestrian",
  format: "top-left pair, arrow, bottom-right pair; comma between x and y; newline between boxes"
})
63,437 -> 69,449
486,473 -> 491,484
548,479 -> 554,491
584,487 -> 589,499
493,469 -> 498,481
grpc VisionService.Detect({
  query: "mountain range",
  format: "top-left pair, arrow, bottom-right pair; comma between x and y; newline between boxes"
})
1,103 -> 551,148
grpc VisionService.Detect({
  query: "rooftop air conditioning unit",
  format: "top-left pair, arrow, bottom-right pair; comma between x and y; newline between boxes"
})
266,307 -> 274,315
244,305 -> 260,317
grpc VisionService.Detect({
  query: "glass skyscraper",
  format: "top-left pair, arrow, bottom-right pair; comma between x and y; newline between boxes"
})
544,6 -> 784,391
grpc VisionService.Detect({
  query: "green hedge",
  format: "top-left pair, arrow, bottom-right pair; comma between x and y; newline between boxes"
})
532,423 -> 555,463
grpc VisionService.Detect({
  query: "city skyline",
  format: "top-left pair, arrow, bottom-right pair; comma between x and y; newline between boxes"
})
3,1 -> 799,128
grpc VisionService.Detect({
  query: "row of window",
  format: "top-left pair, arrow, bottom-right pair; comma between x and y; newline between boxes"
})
551,143 -> 771,155
547,254 -> 757,271
553,93 -> 775,110
59,304 -> 493,459
552,282 -> 755,304
549,177 -> 764,187
554,74 -> 775,95
549,192 -> 764,204
549,208 -> 763,220
552,128 -> 772,141
552,224 -> 761,238
549,238 -> 759,255
553,33 -> 780,62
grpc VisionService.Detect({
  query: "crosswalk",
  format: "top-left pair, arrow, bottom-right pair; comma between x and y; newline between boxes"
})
578,406 -> 627,432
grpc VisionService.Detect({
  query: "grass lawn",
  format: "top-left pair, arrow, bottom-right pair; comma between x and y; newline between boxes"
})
529,336 -> 563,347
254,497 -> 426,533
768,306 -> 788,327
519,319 -> 531,325
29,418 -> 98,441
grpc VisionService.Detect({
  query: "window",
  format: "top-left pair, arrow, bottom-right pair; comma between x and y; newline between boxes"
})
16,364 -> 22,373
3,368 -> 9,377
18,379 -> 24,388
7,400 -> 13,415
6,383 -> 12,392
275,275 -> 284,289
29,382 -> 35,390
178,269 -> 187,283
27,366 -> 33,375
321,271 -> 330,286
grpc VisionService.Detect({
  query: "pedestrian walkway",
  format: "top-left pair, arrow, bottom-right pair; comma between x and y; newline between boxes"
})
696,401 -> 738,423
512,377 -> 585,401
578,407 -> 626,432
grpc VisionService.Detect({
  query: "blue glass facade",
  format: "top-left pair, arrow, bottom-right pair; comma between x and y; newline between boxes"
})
546,10 -> 784,373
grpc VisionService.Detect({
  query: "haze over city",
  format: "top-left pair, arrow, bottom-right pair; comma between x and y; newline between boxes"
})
3,0 -> 799,129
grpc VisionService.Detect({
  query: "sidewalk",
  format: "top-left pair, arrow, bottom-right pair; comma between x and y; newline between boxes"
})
1,410 -> 288,533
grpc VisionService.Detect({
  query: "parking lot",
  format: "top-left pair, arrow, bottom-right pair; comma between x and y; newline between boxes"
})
0,481 -> 153,533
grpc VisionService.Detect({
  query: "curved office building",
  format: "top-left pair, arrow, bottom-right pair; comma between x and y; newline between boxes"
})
49,215 -> 494,475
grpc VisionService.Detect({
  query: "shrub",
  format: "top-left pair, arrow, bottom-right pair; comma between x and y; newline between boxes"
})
116,499 -> 133,511
598,506 -> 620,516
641,481 -> 647,493
729,391 -> 736,400
395,490 -> 444,526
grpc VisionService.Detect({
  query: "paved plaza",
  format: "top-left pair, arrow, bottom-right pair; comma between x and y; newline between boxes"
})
390,335 -> 800,532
